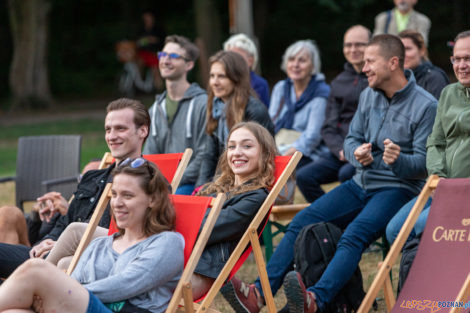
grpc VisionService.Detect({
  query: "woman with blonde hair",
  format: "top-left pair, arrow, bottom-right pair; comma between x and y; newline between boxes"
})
191,121 -> 277,299
0,160 -> 183,313
199,51 -> 274,185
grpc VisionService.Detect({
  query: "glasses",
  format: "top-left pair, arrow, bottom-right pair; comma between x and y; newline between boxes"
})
343,42 -> 368,49
157,51 -> 187,61
119,157 -> 154,177
450,56 -> 470,65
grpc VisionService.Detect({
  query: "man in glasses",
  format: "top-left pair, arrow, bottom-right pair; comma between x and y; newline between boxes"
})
0,98 -> 150,277
144,35 -> 209,195
386,30 -> 470,248
296,25 -> 370,203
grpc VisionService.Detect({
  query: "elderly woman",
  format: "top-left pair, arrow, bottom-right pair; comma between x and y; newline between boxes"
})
270,40 -> 330,168
223,33 -> 270,107
399,30 -> 449,99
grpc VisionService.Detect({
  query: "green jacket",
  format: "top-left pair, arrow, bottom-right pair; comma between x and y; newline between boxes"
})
426,82 -> 470,178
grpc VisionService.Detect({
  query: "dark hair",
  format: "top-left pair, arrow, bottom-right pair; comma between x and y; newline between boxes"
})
198,121 -> 276,196
106,98 -> 150,142
455,30 -> 470,43
111,160 -> 175,236
206,51 -> 254,135
164,35 -> 199,62
398,30 -> 429,61
368,34 -> 405,69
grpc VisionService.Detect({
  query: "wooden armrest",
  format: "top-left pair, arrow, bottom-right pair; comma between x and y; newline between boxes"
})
270,203 -> 310,221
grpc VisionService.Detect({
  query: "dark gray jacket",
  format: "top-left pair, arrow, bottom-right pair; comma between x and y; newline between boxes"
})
413,61 -> 449,100
194,188 -> 268,278
143,83 -> 209,186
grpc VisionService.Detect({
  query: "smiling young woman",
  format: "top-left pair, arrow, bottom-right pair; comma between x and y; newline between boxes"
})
0,160 -> 183,313
191,121 -> 277,299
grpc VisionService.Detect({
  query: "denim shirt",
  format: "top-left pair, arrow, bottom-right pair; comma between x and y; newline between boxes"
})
269,75 -> 329,161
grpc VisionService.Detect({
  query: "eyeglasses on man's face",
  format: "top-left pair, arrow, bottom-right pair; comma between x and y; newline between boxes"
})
450,56 -> 470,65
343,42 -> 368,49
157,51 -> 187,61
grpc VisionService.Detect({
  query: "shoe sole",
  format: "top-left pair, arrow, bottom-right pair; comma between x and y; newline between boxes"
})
284,272 -> 305,313
220,282 -> 252,313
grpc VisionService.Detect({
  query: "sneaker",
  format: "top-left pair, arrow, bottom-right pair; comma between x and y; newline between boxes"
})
284,271 -> 317,313
221,276 -> 263,313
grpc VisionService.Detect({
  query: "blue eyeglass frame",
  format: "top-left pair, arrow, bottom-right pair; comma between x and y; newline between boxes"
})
157,51 -> 187,61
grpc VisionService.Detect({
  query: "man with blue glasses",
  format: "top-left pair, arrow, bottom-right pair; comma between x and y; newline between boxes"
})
144,35 -> 210,195
0,98 -> 150,277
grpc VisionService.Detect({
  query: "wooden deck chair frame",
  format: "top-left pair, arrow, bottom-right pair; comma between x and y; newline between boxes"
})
357,175 -> 440,313
175,151 -> 302,313
98,148 -> 193,192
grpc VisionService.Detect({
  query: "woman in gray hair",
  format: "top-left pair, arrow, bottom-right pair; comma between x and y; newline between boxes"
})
269,40 -> 330,168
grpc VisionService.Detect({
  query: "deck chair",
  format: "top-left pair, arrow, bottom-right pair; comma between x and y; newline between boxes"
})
66,184 -> 226,276
175,152 -> 302,313
106,149 -> 193,234
98,148 -> 193,192
0,135 -> 82,211
358,175 -> 470,313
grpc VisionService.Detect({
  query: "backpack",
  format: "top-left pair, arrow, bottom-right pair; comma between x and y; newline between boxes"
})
397,235 -> 421,295
293,222 -> 365,313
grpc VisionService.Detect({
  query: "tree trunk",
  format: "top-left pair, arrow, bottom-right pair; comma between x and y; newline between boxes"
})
194,0 -> 223,87
8,0 -> 52,109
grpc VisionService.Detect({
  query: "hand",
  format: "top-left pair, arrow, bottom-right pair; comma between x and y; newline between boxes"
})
32,295 -> 44,313
383,139 -> 401,165
29,239 -> 56,258
354,143 -> 373,166
339,149 -> 346,162
36,192 -> 69,222
284,147 -> 297,156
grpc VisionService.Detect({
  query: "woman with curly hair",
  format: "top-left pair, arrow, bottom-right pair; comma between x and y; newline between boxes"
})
0,160 -> 183,313
191,121 -> 277,299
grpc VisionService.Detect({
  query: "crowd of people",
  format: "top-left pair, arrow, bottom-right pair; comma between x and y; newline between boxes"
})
0,1 -> 469,312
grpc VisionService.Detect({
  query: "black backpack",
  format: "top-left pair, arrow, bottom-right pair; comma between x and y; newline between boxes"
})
293,222 -> 365,313
397,235 -> 421,295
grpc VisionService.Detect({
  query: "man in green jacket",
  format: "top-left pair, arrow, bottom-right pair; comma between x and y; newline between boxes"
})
386,29 -> 470,244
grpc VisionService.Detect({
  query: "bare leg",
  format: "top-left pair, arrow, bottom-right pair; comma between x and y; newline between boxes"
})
46,222 -> 108,270
0,259 -> 88,313
191,273 -> 215,300
0,206 -> 30,246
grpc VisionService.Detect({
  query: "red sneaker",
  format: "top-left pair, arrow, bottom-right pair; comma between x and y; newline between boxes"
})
221,276 -> 263,313
284,271 -> 317,313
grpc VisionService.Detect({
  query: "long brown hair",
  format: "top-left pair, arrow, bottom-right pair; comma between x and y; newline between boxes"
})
206,51 -> 254,134
398,29 -> 429,61
111,160 -> 175,237
198,122 -> 277,197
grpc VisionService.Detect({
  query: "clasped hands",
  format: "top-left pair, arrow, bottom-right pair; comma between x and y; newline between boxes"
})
354,139 -> 401,166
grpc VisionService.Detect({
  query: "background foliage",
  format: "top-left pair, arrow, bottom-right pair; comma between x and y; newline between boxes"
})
0,0 -> 468,108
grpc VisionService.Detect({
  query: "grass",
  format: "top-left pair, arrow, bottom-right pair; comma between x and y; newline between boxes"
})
0,118 -> 108,176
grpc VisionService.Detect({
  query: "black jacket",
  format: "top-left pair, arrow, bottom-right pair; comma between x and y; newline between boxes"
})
43,165 -> 114,241
197,96 -> 274,186
194,188 -> 268,278
321,63 -> 368,159
413,61 -> 449,100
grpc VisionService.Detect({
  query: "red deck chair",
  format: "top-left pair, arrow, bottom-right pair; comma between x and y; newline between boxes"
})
358,176 -> 470,313
172,152 -> 302,313
107,149 -> 192,235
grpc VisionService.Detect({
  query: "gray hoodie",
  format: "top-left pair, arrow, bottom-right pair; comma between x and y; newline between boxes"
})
143,83 -> 208,186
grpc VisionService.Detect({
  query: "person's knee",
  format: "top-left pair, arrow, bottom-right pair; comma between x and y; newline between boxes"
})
67,222 -> 88,240
15,258 -> 50,278
0,206 -> 25,226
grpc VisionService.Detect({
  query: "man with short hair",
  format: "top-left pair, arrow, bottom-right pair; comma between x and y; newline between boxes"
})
143,35 -> 209,193
223,34 -> 437,313
223,33 -> 270,107
373,0 -> 431,45
0,98 -> 150,277
296,25 -> 370,202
